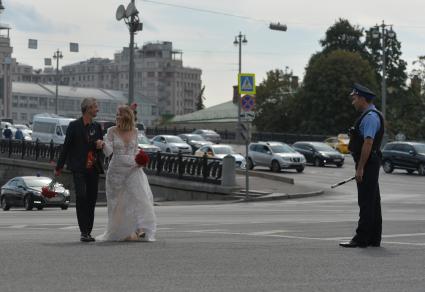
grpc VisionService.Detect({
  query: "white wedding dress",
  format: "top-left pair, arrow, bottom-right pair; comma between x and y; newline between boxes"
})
96,126 -> 156,242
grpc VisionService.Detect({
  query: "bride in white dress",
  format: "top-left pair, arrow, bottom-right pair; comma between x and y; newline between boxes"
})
96,106 -> 156,242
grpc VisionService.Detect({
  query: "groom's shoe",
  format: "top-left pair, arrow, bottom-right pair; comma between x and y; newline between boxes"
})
88,234 -> 96,242
80,233 -> 92,242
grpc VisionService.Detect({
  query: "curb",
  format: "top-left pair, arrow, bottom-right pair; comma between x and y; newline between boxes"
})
235,169 -> 294,184
236,189 -> 324,203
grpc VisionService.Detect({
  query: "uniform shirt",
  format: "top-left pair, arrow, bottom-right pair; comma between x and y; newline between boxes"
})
359,105 -> 381,139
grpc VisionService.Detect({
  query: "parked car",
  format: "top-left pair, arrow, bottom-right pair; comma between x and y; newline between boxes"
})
192,129 -> 221,143
381,141 -> 425,175
151,135 -> 192,154
137,133 -> 160,153
247,141 -> 306,173
292,141 -> 345,167
195,144 -> 246,168
178,133 -> 213,153
1,176 -> 71,211
324,134 -> 350,154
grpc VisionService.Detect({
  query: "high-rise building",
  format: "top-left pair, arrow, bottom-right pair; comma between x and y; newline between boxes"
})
62,42 -> 202,116
0,2 -> 15,119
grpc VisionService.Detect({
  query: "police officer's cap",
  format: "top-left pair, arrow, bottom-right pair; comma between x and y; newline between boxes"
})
350,83 -> 376,100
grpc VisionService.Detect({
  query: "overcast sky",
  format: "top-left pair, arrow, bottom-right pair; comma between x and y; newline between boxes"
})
2,0 -> 425,107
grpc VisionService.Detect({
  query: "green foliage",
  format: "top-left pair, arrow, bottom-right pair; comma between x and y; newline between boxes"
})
320,18 -> 367,57
195,86 -> 206,110
255,18 -> 423,139
296,50 -> 378,134
254,69 -> 297,131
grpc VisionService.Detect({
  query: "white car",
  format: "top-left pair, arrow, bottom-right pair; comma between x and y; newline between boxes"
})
195,144 -> 246,168
151,135 -> 192,154
137,134 -> 160,153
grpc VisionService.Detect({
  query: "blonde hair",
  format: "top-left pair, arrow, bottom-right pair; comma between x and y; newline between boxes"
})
116,106 -> 135,131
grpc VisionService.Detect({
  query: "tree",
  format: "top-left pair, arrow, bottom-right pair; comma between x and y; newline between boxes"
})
294,50 -> 378,134
364,26 -> 407,92
195,85 -> 206,110
320,18 -> 367,57
254,69 -> 298,132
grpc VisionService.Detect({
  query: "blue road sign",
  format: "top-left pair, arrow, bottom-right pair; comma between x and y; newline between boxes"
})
238,73 -> 256,95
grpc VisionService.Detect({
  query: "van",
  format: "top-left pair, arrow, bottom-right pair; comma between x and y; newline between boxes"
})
32,114 -> 75,144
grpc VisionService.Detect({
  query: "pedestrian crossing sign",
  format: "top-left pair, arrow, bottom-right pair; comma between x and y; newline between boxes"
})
238,73 -> 256,95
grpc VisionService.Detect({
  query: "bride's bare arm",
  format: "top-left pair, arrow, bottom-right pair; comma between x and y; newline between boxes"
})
103,127 -> 115,157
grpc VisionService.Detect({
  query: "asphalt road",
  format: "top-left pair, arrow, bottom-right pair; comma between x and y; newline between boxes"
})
1,159 -> 424,292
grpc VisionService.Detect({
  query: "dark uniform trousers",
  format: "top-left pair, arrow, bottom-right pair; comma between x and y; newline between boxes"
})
73,170 -> 99,235
353,154 -> 382,245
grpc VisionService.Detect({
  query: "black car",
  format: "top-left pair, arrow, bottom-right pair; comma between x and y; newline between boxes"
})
178,133 -> 213,153
192,129 -> 221,144
1,176 -> 71,211
292,141 -> 345,167
381,142 -> 425,175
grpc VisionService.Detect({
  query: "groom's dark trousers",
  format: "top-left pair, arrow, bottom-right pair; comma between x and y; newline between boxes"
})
56,117 -> 104,236
73,170 -> 98,235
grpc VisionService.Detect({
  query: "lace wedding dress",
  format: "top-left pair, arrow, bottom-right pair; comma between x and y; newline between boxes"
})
96,126 -> 156,241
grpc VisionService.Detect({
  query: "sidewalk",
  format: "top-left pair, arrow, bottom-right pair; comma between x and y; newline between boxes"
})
234,172 -> 324,202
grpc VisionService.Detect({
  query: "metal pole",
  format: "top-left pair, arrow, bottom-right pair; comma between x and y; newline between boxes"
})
128,0 -> 135,105
381,21 -> 387,121
245,121 -> 249,198
55,50 -> 60,115
237,32 -> 242,133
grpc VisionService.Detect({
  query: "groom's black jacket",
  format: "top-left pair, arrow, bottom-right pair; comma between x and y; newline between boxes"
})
56,117 -> 104,174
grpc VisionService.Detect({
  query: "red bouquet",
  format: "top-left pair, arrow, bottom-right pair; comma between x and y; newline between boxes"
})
41,178 -> 57,198
135,149 -> 149,167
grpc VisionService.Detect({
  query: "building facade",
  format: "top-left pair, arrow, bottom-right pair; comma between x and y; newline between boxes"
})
11,82 -> 158,126
60,42 -> 202,117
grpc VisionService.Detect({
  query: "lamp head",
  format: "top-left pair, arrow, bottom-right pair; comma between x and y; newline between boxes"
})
116,5 -> 126,21
125,2 -> 139,18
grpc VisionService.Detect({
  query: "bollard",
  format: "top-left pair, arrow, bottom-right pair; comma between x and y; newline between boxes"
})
222,154 -> 236,187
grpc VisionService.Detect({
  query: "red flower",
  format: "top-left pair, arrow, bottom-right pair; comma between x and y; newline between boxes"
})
41,186 -> 56,198
41,178 -> 58,198
130,102 -> 138,110
135,149 -> 149,166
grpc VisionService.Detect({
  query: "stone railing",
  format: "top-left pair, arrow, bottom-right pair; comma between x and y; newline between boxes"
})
0,138 -> 227,185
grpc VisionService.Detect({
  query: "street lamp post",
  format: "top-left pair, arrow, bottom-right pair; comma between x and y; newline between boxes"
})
233,32 -> 247,137
53,49 -> 63,115
372,20 -> 395,121
116,0 -> 143,105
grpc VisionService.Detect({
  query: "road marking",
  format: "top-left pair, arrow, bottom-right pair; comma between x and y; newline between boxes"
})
59,226 -> 79,230
382,233 -> 425,238
188,229 -> 228,233
247,230 -> 288,235
8,225 -> 27,228
181,230 -> 425,247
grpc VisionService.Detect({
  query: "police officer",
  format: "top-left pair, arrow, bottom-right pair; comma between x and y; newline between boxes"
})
340,83 -> 384,248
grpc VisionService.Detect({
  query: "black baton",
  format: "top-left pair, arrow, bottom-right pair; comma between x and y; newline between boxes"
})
331,176 -> 355,189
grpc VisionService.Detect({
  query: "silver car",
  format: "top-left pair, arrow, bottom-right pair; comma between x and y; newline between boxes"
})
138,134 -> 160,153
151,135 -> 192,154
247,141 -> 306,173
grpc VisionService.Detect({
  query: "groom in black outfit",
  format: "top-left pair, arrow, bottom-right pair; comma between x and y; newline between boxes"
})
55,98 -> 104,242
